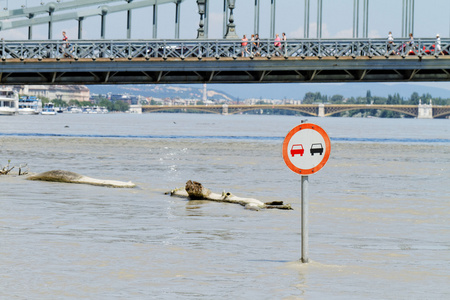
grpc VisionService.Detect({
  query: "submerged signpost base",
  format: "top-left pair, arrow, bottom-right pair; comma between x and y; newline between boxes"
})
301,175 -> 309,263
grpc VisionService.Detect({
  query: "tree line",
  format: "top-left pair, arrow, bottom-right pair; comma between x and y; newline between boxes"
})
257,91 -> 450,118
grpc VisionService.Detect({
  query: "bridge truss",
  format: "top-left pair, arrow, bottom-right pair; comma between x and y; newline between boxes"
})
2,38 -> 450,85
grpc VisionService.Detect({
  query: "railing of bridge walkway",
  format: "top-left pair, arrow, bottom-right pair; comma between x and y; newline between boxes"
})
1,38 -> 448,60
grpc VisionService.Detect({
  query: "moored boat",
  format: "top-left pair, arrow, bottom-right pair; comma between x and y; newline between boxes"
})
41,102 -> 57,115
0,87 -> 19,116
18,96 -> 42,115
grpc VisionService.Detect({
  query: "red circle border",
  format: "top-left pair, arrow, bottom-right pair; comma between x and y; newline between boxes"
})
282,123 -> 331,175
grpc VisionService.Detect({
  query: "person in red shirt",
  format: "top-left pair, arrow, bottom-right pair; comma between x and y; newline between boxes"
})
241,34 -> 249,57
61,31 -> 72,57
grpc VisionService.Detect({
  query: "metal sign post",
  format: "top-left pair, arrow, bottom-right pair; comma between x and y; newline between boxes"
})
282,123 -> 331,263
301,175 -> 309,263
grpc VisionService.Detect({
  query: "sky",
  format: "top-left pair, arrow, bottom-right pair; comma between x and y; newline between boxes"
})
1,0 -> 450,97
1,0 -> 449,40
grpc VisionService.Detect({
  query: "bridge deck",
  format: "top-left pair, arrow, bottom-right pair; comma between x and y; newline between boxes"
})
2,55 -> 450,85
1,39 -> 450,84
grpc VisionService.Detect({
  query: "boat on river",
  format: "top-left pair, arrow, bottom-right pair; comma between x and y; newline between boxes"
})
0,88 -> 19,115
41,102 -> 57,115
18,96 -> 42,115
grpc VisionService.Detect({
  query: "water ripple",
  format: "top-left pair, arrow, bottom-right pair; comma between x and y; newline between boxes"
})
0,132 -> 449,144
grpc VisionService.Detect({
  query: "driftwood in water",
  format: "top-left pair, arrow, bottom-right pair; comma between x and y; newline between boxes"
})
0,160 -> 28,175
167,180 -> 292,210
27,170 -> 136,188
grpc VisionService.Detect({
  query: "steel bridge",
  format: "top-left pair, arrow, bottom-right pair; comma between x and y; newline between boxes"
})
141,103 -> 450,119
1,38 -> 450,85
0,1 -> 449,89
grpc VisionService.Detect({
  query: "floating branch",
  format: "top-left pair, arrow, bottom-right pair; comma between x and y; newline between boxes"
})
18,164 -> 29,176
167,180 -> 292,211
1,160 -> 16,175
27,170 -> 136,188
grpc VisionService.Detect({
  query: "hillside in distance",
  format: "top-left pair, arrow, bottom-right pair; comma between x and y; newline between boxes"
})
88,84 -> 236,102
88,82 -> 450,102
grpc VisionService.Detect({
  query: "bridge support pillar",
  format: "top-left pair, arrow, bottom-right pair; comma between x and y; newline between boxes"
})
418,100 -> 432,119
222,104 -> 228,115
318,103 -> 325,117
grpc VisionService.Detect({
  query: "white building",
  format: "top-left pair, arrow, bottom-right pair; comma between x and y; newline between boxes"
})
15,85 -> 90,103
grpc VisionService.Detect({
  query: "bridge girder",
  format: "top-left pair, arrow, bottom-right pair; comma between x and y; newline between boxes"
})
2,56 -> 450,85
224,105 -> 319,116
433,107 -> 450,118
140,104 -> 450,119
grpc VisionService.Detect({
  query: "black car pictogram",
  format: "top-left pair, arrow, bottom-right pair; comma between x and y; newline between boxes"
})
310,143 -> 324,155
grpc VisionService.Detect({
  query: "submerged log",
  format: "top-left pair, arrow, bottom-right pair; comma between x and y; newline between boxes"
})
167,180 -> 292,210
27,170 -> 136,188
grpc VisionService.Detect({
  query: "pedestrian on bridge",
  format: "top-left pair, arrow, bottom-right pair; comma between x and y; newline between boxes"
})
253,34 -> 261,56
274,33 -> 281,56
61,31 -> 72,58
387,31 -> 395,55
282,32 -> 287,55
435,34 -> 442,55
241,34 -> 249,57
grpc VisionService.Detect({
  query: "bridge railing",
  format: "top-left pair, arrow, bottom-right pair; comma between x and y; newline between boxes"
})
1,38 -> 448,60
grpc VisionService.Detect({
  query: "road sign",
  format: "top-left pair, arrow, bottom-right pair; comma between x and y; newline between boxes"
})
282,123 -> 331,175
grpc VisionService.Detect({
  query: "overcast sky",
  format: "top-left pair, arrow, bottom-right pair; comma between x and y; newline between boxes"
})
1,0 -> 449,40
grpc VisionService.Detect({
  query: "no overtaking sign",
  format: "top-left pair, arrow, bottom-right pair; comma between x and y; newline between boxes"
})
282,123 -> 331,175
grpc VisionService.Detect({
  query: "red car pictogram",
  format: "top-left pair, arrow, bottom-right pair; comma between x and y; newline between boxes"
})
290,144 -> 304,157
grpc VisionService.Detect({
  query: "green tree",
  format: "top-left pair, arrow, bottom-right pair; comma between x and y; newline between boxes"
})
366,90 -> 372,104
330,94 -> 344,103
409,92 -> 420,105
52,99 -> 67,108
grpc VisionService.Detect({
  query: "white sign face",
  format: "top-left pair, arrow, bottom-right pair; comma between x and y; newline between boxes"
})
283,123 -> 331,175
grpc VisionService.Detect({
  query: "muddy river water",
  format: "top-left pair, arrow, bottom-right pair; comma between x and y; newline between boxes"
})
1,113 -> 449,299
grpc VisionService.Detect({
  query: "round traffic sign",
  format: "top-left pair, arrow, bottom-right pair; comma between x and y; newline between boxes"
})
282,123 -> 331,175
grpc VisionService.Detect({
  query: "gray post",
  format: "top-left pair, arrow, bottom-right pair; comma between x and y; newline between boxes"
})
270,0 -> 276,38
405,0 -> 409,37
254,0 -> 260,35
301,175 -> 309,263
204,0 -> 209,38
225,0 -> 238,39
100,14 -> 106,38
317,0 -> 322,39
28,14 -> 34,40
48,12 -> 52,39
223,0 -> 228,38
48,3 -> 56,39
127,9 -> 132,39
196,0 -> 206,39
175,1 -> 181,39
402,0 -> 404,37
410,0 -> 414,36
362,0 -> 365,37
362,0 -> 368,38
78,17 -> 84,39
153,1 -> 158,39
353,0 -> 359,38
304,0 -> 310,38
126,0 -> 133,39
366,0 -> 369,37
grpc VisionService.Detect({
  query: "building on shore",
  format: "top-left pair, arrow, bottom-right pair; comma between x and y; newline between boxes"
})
14,85 -> 90,103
